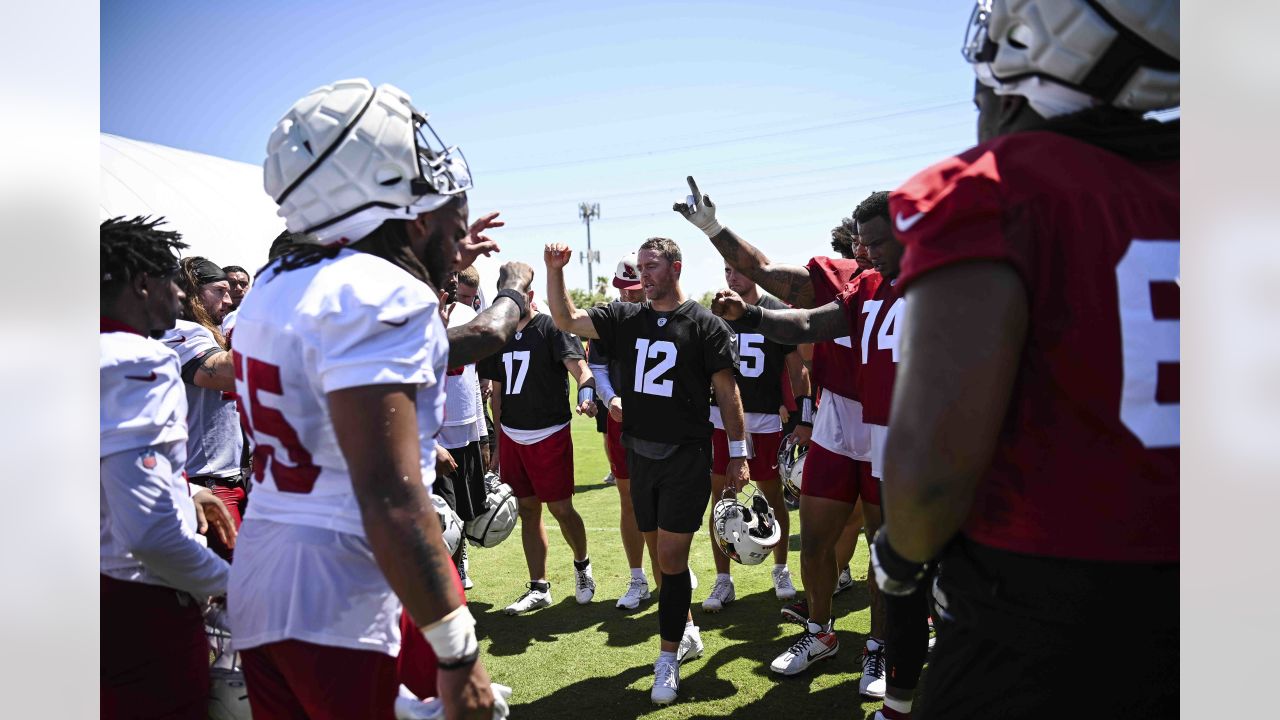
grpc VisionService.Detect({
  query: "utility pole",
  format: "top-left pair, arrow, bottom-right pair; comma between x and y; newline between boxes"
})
579,202 -> 601,292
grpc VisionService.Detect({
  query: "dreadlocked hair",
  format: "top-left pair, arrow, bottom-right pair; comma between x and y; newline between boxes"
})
101,216 -> 188,303
262,220 -> 432,287
830,216 -> 857,258
852,191 -> 890,226
178,257 -> 228,349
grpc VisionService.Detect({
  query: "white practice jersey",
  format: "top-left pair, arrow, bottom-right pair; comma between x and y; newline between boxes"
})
810,390 -> 872,461
231,249 -> 449,537
100,328 -> 229,596
161,319 -> 243,478
439,303 -> 482,449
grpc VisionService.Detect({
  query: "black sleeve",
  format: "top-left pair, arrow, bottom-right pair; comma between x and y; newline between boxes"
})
180,347 -> 222,385
702,312 -> 737,375
477,353 -> 503,382
586,338 -> 611,365
547,318 -> 585,362
586,303 -> 618,352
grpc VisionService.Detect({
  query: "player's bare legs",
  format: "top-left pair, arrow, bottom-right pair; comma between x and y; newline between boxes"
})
517,497 -> 551,581
838,500 -> 864,570
615,477 -> 648,572
546,499 -> 589,563
861,501 -> 886,640
799,495 -> 856,626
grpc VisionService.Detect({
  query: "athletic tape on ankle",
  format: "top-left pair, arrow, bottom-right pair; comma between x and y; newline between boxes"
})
422,605 -> 478,660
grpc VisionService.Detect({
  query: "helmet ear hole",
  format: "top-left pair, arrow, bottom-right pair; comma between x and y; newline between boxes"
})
375,165 -> 404,187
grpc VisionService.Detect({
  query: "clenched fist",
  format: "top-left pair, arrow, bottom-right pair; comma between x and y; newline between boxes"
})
496,261 -> 533,293
711,289 -> 747,322
544,243 -> 573,270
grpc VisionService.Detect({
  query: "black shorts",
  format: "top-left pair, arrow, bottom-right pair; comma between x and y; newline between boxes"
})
435,442 -> 487,522
625,439 -> 711,534
919,537 -> 1178,720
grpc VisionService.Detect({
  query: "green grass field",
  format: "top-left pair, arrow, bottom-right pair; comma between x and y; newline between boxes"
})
468,412 -> 888,719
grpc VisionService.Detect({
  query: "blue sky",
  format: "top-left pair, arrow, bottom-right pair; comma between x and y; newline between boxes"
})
102,0 -> 979,295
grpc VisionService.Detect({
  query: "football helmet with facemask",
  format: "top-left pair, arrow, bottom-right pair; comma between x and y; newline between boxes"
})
464,472 -> 519,549
777,433 -> 808,502
963,0 -> 1178,117
712,484 -> 783,565
430,494 -> 464,556
264,78 -> 473,245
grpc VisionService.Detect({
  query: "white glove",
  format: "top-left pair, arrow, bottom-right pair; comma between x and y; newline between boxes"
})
673,175 -> 725,237
394,683 -> 513,720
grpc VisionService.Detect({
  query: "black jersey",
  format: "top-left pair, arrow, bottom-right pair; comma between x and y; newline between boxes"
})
478,313 -> 583,430
712,294 -> 796,415
587,299 -> 736,444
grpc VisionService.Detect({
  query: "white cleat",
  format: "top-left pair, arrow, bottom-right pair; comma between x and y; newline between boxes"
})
770,624 -> 839,676
457,545 -> 474,591
651,657 -> 680,705
859,638 -> 887,698
773,566 -> 797,600
834,566 -> 854,594
503,583 -> 552,615
701,576 -> 736,613
616,577 -> 651,609
575,564 -> 596,604
677,624 -> 704,664
689,568 -> 698,591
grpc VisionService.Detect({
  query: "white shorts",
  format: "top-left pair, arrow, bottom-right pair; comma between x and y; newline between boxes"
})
810,391 -> 873,461
868,423 -> 889,480
228,519 -> 402,657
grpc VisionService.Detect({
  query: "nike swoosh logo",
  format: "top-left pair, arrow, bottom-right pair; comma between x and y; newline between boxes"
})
165,335 -> 186,344
382,318 -> 409,327
124,371 -> 158,381
895,211 -> 926,232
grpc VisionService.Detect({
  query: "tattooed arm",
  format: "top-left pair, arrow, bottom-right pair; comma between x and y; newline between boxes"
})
447,261 -> 533,368
712,289 -> 847,345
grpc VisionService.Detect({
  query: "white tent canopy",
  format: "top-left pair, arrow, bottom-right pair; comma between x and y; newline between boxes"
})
99,133 -> 499,297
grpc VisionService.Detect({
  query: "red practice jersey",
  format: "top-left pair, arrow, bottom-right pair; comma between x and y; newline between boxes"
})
806,256 -> 864,399
837,271 -> 896,426
892,130 -> 1179,563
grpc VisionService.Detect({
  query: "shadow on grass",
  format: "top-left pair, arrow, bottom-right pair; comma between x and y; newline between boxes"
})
477,593 -> 663,657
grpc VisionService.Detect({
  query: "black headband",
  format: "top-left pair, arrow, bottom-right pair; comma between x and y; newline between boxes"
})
190,258 -> 228,285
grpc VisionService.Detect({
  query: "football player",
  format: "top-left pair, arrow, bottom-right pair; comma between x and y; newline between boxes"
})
229,78 -> 529,720
587,253 -> 660,610
710,193 -> 926,717
675,181 -> 884,694
223,265 -> 251,311
100,216 -> 235,719
877,2 -> 1180,717
700,261 -> 811,612
478,269 -> 599,615
545,237 -> 746,706
164,257 -> 245,560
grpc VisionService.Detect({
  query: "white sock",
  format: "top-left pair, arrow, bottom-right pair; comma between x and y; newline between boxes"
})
885,696 -> 913,713
658,650 -> 677,663
716,572 -> 731,582
631,567 -> 646,581
774,563 -> 788,571
867,637 -> 883,651
685,618 -> 695,628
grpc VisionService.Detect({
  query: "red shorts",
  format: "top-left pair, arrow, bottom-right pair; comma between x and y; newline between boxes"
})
800,442 -> 880,505
605,415 -> 629,480
208,483 -> 247,561
100,575 -> 208,720
498,424 -> 574,502
241,640 -> 397,720
712,429 -> 785,482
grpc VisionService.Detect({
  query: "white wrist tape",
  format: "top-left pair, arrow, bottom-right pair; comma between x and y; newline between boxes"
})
578,386 -> 596,405
728,439 -> 749,459
422,605 -> 478,659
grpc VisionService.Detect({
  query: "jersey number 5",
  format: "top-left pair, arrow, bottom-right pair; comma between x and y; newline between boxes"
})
737,334 -> 766,378
234,353 -> 321,493
1117,239 -> 1179,448
633,339 -> 677,397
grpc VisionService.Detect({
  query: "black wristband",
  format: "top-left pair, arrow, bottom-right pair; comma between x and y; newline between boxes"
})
872,528 -> 929,584
436,646 -> 480,671
739,303 -> 763,329
494,288 -> 528,317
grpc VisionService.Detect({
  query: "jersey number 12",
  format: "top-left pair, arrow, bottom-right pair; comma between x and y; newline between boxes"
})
633,339 -> 677,397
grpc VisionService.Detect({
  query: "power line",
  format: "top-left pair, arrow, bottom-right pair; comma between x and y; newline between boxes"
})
484,100 -> 969,175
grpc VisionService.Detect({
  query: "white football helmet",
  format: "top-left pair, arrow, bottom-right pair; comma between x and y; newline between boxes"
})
430,494 -> 464,556
963,0 -> 1178,117
777,434 -> 808,501
208,668 -> 252,720
712,486 -> 783,566
264,78 -> 472,245
464,472 -> 518,549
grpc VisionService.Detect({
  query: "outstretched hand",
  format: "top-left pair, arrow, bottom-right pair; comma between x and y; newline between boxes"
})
711,289 -> 747,321
459,211 -> 504,270
672,176 -> 725,237
543,243 -> 572,270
